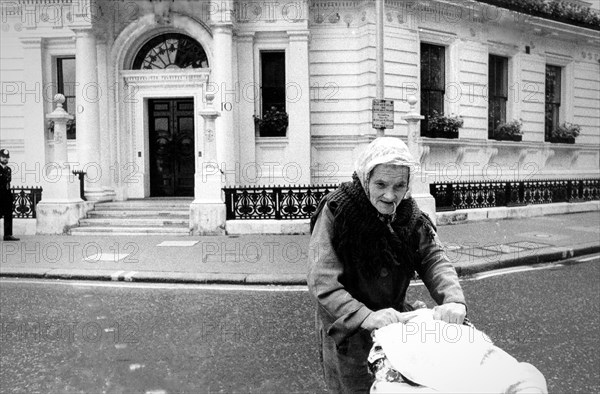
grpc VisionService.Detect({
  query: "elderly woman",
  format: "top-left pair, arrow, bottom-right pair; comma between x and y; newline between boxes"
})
307,137 -> 466,393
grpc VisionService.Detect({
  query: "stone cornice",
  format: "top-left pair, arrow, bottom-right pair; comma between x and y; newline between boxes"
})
19,35 -> 44,48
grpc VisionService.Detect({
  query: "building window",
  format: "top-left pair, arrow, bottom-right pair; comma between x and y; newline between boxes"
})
488,55 -> 508,138
258,51 -> 287,137
420,43 -> 445,137
132,33 -> 208,70
545,65 -> 562,141
57,57 -> 76,139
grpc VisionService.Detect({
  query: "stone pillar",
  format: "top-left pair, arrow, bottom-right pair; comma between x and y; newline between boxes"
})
403,96 -> 436,222
287,30 -> 311,184
72,27 -> 106,201
236,32 -> 256,169
19,37 -> 47,186
190,93 -> 226,235
96,38 -> 115,201
211,3 -> 236,185
37,95 -> 87,234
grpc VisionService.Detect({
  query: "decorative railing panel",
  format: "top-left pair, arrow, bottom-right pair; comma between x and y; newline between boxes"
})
10,187 -> 43,218
432,179 -> 599,211
223,184 -> 337,220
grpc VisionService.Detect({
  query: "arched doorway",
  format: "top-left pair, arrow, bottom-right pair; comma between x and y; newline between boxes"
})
131,33 -> 209,197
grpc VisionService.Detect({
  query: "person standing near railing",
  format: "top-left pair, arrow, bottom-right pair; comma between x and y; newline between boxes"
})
0,149 -> 19,241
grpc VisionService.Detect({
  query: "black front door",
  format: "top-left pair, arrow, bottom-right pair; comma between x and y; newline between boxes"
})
149,98 -> 195,197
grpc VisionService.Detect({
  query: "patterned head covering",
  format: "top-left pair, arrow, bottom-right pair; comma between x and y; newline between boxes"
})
355,137 -> 418,199
0,149 -> 9,158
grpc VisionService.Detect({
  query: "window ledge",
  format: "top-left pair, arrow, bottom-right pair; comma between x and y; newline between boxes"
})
256,137 -> 288,150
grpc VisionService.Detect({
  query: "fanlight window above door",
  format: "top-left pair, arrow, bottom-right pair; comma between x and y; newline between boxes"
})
132,33 -> 209,70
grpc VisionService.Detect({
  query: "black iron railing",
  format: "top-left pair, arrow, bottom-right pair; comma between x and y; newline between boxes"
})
431,178 -> 600,211
72,170 -> 87,201
223,184 -> 337,220
10,186 -> 43,218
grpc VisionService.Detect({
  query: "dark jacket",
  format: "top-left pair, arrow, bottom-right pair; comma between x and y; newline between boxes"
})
307,203 -> 466,346
0,165 -> 12,199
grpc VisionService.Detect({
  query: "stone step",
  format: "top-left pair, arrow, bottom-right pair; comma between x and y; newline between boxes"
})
94,202 -> 192,210
69,226 -> 190,235
78,218 -> 189,227
87,210 -> 189,218
69,199 -> 194,235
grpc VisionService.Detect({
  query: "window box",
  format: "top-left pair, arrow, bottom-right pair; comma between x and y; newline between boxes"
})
430,130 -> 459,139
492,119 -> 523,142
426,111 -> 463,139
550,122 -> 580,144
493,134 -> 522,142
254,106 -> 289,137
549,136 -> 575,144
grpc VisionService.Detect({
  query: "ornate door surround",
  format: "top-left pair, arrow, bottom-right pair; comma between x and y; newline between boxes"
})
119,69 -> 210,198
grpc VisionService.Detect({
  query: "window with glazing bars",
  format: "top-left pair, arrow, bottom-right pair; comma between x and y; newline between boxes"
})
259,51 -> 286,137
261,52 -> 285,114
545,65 -> 562,141
420,43 -> 445,137
488,55 -> 508,138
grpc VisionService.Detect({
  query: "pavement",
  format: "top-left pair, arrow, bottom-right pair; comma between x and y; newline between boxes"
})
0,211 -> 598,285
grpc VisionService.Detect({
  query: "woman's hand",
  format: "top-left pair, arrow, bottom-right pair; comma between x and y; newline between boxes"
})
360,308 -> 420,331
433,302 -> 466,324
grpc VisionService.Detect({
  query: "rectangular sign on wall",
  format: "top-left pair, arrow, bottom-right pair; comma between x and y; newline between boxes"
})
372,99 -> 394,129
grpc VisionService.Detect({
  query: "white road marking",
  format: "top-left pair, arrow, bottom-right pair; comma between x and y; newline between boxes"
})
157,241 -> 198,247
468,263 -> 564,280
576,254 -> 600,262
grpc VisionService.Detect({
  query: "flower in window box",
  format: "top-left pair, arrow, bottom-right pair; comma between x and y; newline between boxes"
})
551,122 -> 580,143
254,106 -> 289,137
494,119 -> 523,141
427,111 -> 463,138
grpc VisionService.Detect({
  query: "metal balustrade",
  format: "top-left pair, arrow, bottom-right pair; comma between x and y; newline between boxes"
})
223,184 -> 337,220
223,179 -> 599,219
10,187 -> 43,218
431,178 -> 599,211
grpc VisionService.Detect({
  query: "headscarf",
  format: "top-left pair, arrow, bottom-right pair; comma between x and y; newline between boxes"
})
354,137 -> 419,199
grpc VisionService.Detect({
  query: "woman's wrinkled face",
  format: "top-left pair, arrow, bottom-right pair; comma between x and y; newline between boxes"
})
368,164 -> 409,215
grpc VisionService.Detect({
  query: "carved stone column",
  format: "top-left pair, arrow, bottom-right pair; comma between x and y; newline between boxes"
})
402,96 -> 436,221
287,30 -> 311,184
96,38 -> 116,201
19,37 -> 47,181
37,95 -> 88,234
211,2 -> 236,185
190,94 -> 226,235
71,27 -> 107,201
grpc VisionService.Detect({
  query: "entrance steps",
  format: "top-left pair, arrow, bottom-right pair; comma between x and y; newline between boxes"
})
69,198 -> 192,236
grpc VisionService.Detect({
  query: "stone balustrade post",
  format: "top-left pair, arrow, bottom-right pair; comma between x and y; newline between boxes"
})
36,95 -> 88,234
402,95 -> 437,221
189,93 -> 226,235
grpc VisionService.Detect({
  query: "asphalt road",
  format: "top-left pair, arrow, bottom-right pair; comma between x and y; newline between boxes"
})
1,257 -> 598,394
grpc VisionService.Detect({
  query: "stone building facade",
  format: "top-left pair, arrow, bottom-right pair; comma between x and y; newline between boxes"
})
1,0 -> 598,234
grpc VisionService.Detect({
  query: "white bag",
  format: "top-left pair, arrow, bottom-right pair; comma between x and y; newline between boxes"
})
370,309 -> 547,394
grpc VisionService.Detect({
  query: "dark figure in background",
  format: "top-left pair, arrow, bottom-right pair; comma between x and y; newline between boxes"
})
0,149 -> 19,241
